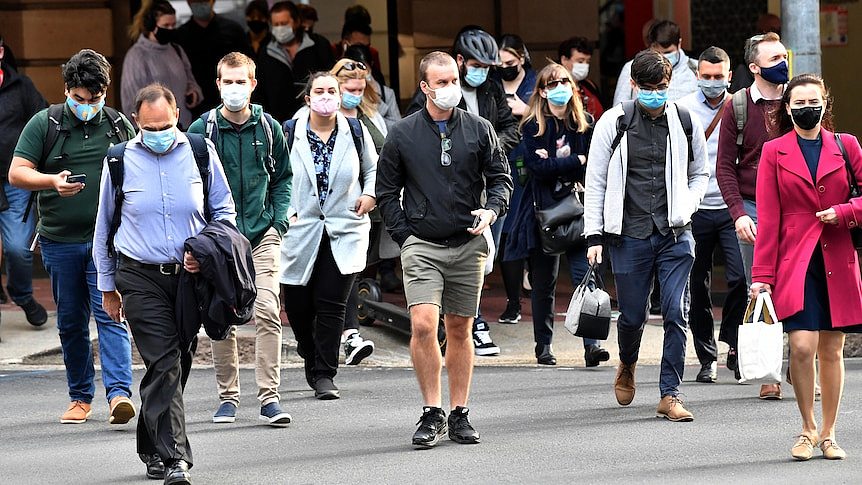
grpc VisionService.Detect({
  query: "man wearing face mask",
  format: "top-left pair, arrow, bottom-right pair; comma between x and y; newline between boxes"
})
716,32 -> 788,400
558,36 -> 604,120
176,0 -> 251,118
376,51 -> 512,447
246,0 -> 271,57
612,20 -> 698,107
9,49 -> 136,426
585,49 -> 709,421
93,83 -> 236,483
187,52 -> 293,427
254,1 -> 336,122
677,47 -> 747,385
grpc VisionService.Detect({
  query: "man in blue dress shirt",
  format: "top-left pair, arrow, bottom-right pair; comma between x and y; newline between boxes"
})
93,83 -> 236,484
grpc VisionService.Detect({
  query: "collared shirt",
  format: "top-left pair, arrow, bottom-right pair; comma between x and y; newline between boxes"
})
307,126 -> 337,205
678,90 -> 729,209
623,104 -> 670,238
93,131 -> 237,292
749,81 -> 784,103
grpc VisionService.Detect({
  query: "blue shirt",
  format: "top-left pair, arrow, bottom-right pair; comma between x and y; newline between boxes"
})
94,131 -> 237,291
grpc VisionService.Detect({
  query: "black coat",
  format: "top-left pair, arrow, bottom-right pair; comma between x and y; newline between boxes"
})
0,64 -> 47,177
177,220 -> 256,344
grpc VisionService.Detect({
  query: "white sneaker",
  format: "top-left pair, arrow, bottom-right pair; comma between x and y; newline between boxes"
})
472,319 -> 500,356
343,332 -> 375,365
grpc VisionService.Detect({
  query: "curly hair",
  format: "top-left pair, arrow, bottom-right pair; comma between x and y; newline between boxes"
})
63,49 -> 111,95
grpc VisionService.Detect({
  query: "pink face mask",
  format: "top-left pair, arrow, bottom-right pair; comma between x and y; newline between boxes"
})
310,94 -> 340,116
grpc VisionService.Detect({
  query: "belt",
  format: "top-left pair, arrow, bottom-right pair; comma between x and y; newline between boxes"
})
119,254 -> 182,276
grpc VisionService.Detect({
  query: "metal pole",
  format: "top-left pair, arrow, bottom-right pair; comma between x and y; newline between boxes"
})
781,0 -> 821,75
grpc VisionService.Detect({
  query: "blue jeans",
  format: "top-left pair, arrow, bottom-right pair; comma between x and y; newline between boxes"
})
739,199 -> 757,286
39,237 -> 133,404
609,231 -> 694,397
0,182 -> 36,305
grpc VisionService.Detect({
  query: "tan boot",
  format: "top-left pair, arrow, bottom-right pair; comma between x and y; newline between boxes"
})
791,433 -> 818,461
614,362 -> 636,406
655,395 -> 694,422
820,438 -> 847,460
60,401 -> 92,424
109,396 -> 136,425
759,383 -> 782,400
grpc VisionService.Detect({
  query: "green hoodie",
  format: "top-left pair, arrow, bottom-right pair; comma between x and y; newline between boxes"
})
188,104 -> 292,247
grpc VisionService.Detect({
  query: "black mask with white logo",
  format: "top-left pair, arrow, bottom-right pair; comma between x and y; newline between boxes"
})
790,106 -> 823,131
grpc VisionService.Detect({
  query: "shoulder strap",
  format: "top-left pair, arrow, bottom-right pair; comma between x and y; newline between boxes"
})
186,133 -> 212,222
24,104 -> 68,223
283,118 -> 297,152
835,133 -> 859,194
202,108 -> 218,143
732,89 -> 748,148
105,141 -> 129,258
103,106 -> 130,142
675,103 -> 694,163
260,112 -> 276,175
610,100 -> 637,153
346,116 -> 365,163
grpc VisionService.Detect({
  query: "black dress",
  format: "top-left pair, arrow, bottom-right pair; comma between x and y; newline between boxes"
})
782,135 -> 862,333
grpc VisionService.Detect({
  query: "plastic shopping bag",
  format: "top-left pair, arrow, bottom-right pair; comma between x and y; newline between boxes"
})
737,291 -> 783,384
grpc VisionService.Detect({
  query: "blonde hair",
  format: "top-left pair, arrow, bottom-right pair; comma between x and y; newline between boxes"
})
330,58 -> 380,116
521,63 -> 588,136
217,52 -> 257,80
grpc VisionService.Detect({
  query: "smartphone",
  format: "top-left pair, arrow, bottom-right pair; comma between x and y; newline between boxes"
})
471,214 -> 481,229
66,174 -> 87,184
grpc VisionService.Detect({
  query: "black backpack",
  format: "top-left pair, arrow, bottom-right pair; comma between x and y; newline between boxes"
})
282,116 -> 365,164
610,100 -> 693,163
200,108 -> 278,176
22,103 -> 130,222
103,133 -> 211,258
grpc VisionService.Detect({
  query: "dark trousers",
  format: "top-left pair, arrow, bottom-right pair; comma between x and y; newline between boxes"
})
283,236 -> 356,379
498,232 -> 524,310
609,231 -> 694,397
115,264 -> 193,467
689,208 -> 746,364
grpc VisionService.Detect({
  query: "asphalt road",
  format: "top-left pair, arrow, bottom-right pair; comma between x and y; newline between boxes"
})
2,362 -> 861,484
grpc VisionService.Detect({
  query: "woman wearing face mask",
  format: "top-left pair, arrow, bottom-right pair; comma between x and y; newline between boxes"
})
344,44 -> 402,129
752,74 -> 862,461
122,0 -> 202,130
505,63 -> 610,366
245,0 -> 271,57
280,72 -> 378,399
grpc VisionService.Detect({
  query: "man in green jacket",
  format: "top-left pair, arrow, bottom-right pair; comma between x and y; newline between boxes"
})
188,51 -> 292,427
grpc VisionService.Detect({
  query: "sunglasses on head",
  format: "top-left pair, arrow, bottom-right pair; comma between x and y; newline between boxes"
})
335,61 -> 368,76
543,78 -> 572,90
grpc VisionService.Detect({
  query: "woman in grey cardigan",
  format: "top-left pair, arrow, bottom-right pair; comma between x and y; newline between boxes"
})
121,0 -> 202,129
280,72 -> 378,400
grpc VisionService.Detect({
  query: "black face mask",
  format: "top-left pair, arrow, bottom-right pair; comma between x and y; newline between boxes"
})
498,65 -> 520,82
154,27 -> 176,45
247,20 -> 268,34
790,106 -> 823,131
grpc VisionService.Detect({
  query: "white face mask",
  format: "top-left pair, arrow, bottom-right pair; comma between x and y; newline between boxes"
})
571,63 -> 589,81
428,83 -> 462,110
271,25 -> 294,44
221,83 -> 250,112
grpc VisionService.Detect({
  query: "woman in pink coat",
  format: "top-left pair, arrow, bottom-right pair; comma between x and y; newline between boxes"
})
752,73 -> 862,462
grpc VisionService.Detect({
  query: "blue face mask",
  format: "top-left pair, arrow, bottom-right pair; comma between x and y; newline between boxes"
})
66,96 -> 105,122
663,51 -> 680,66
341,91 -> 363,110
546,84 -> 573,107
637,88 -> 668,110
464,66 -> 489,88
141,127 -> 177,154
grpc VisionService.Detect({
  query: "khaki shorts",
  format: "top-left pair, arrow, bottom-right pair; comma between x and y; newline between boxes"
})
400,235 -> 489,317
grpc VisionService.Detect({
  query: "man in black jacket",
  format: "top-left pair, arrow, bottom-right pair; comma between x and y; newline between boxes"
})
406,27 -> 518,356
254,1 -> 335,121
377,51 -> 512,448
0,35 -> 49,329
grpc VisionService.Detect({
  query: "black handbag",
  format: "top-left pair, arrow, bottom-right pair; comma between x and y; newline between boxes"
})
534,187 -> 584,255
835,133 -> 862,248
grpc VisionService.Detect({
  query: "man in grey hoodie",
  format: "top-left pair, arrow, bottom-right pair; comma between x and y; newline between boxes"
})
585,49 -> 709,422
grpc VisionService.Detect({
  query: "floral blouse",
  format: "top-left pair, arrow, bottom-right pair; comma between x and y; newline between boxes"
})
307,127 -> 338,205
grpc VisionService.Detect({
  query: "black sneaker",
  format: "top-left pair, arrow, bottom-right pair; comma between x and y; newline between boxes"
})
313,376 -> 340,400
498,304 -> 521,324
448,406 -> 480,444
412,406 -> 447,448
21,299 -> 48,327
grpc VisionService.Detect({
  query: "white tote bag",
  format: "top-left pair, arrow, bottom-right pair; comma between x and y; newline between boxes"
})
737,291 -> 784,384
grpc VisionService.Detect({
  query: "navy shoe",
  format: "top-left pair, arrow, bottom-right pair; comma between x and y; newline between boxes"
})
212,401 -> 237,423
259,402 -> 291,427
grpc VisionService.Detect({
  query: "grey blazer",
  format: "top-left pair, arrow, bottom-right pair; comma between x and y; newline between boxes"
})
279,112 -> 378,286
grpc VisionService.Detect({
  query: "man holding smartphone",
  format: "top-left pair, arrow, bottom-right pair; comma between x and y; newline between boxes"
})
9,49 -> 136,426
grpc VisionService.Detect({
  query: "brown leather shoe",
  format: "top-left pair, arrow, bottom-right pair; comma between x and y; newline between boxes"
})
759,383 -> 782,400
60,401 -> 92,424
820,438 -> 847,460
656,395 -> 694,422
614,362 -> 636,406
791,433 -> 818,461
109,395 -> 136,425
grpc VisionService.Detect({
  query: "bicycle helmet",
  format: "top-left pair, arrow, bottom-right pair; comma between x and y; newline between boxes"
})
454,28 -> 500,65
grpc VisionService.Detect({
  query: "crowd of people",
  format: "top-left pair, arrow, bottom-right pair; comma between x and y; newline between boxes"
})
0,1 -> 860,482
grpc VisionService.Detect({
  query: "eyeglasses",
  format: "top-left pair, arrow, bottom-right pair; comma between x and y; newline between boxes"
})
637,84 -> 669,92
441,137 -> 452,166
335,61 -> 368,76
543,78 -> 572,90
